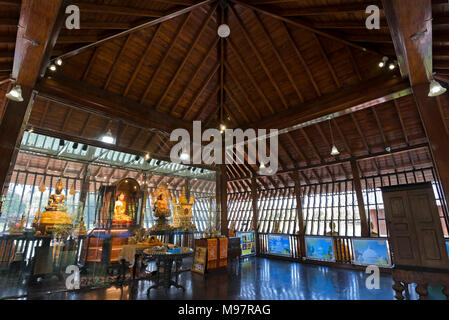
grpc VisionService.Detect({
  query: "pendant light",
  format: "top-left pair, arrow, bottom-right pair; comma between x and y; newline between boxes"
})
428,79 -> 447,97
329,117 -> 340,156
100,129 -> 115,144
5,84 -> 24,102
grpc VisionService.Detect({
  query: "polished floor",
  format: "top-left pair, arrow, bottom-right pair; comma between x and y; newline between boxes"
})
4,257 -> 444,300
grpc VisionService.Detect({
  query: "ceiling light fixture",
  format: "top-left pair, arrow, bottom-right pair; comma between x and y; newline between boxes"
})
5,84 -> 24,102
100,129 -> 115,144
180,152 -> 190,161
56,58 -> 63,66
329,117 -> 340,156
388,61 -> 397,70
219,123 -> 226,133
49,64 -> 57,72
217,24 -> 230,38
428,79 -> 447,97
378,56 -> 389,68
145,153 -> 151,161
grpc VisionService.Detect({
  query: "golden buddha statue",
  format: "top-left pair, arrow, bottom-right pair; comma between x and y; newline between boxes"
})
37,179 -> 72,235
113,192 -> 132,221
150,184 -> 173,230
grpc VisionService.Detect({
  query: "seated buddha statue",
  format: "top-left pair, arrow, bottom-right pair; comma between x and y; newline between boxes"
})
45,179 -> 68,212
37,179 -> 72,235
153,194 -> 171,216
113,192 -> 132,221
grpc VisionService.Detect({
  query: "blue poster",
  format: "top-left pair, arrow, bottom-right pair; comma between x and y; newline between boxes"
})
268,235 -> 291,256
352,239 -> 391,266
305,237 -> 335,261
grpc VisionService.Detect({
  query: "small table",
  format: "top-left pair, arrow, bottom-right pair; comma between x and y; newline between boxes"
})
117,244 -> 155,282
143,248 -> 193,293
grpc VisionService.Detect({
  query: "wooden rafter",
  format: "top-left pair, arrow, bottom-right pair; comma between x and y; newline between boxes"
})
140,12 -> 193,104
155,3 -> 218,109
123,25 -> 163,97
230,4 -> 288,110
253,12 -> 304,103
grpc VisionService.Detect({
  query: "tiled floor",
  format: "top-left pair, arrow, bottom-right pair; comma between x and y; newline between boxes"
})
1,257 -> 447,300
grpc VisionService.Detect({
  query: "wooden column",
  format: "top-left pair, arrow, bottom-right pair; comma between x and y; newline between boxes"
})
413,85 -> 449,210
219,165 -> 228,236
77,164 -> 91,220
250,176 -> 258,231
351,159 -> 370,237
383,0 -> 449,207
0,87 -> 34,195
293,171 -> 306,258
250,176 -> 259,253
0,0 -> 65,194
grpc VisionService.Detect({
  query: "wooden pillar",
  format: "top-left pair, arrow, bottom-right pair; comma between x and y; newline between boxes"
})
413,84 -> 449,211
77,164 -> 91,221
250,176 -> 259,253
351,159 -> 370,237
0,86 -> 34,195
293,171 -> 306,258
219,165 -> 228,236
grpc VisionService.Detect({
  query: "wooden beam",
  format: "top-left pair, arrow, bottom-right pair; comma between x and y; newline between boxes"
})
0,0 -> 64,194
155,3 -> 217,109
36,75 -> 192,135
351,159 -> 370,237
230,5 -> 288,109
247,74 -> 411,130
168,37 -> 218,116
383,0 -> 449,209
73,3 -> 165,17
55,0 -> 215,61
229,143 -> 429,181
253,1 -> 382,16
230,0 -> 380,55
293,171 -> 306,257
253,12 -> 304,103
140,12 -> 192,104
123,25 -> 163,97
12,0 -> 65,87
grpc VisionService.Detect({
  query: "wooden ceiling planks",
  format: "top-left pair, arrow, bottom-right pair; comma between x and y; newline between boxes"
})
0,0 -> 446,189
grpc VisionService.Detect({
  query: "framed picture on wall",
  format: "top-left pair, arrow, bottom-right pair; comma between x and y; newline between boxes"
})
352,238 -> 391,267
305,236 -> 335,262
268,234 -> 291,256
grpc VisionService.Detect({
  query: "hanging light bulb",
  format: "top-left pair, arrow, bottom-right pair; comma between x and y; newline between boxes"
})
388,61 -> 397,70
5,85 -> 24,102
217,24 -> 230,38
331,145 -> 340,156
145,153 -> 151,161
219,123 -> 226,133
100,129 -> 115,144
180,152 -> 190,161
378,56 -> 389,68
329,117 -> 340,156
49,64 -> 57,71
56,58 -> 63,66
428,79 -> 447,97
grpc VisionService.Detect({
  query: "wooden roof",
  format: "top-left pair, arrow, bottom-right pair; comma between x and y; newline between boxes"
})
1,0 -> 449,193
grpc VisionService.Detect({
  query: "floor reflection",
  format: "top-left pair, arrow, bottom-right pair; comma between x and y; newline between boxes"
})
2,257 -> 446,300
